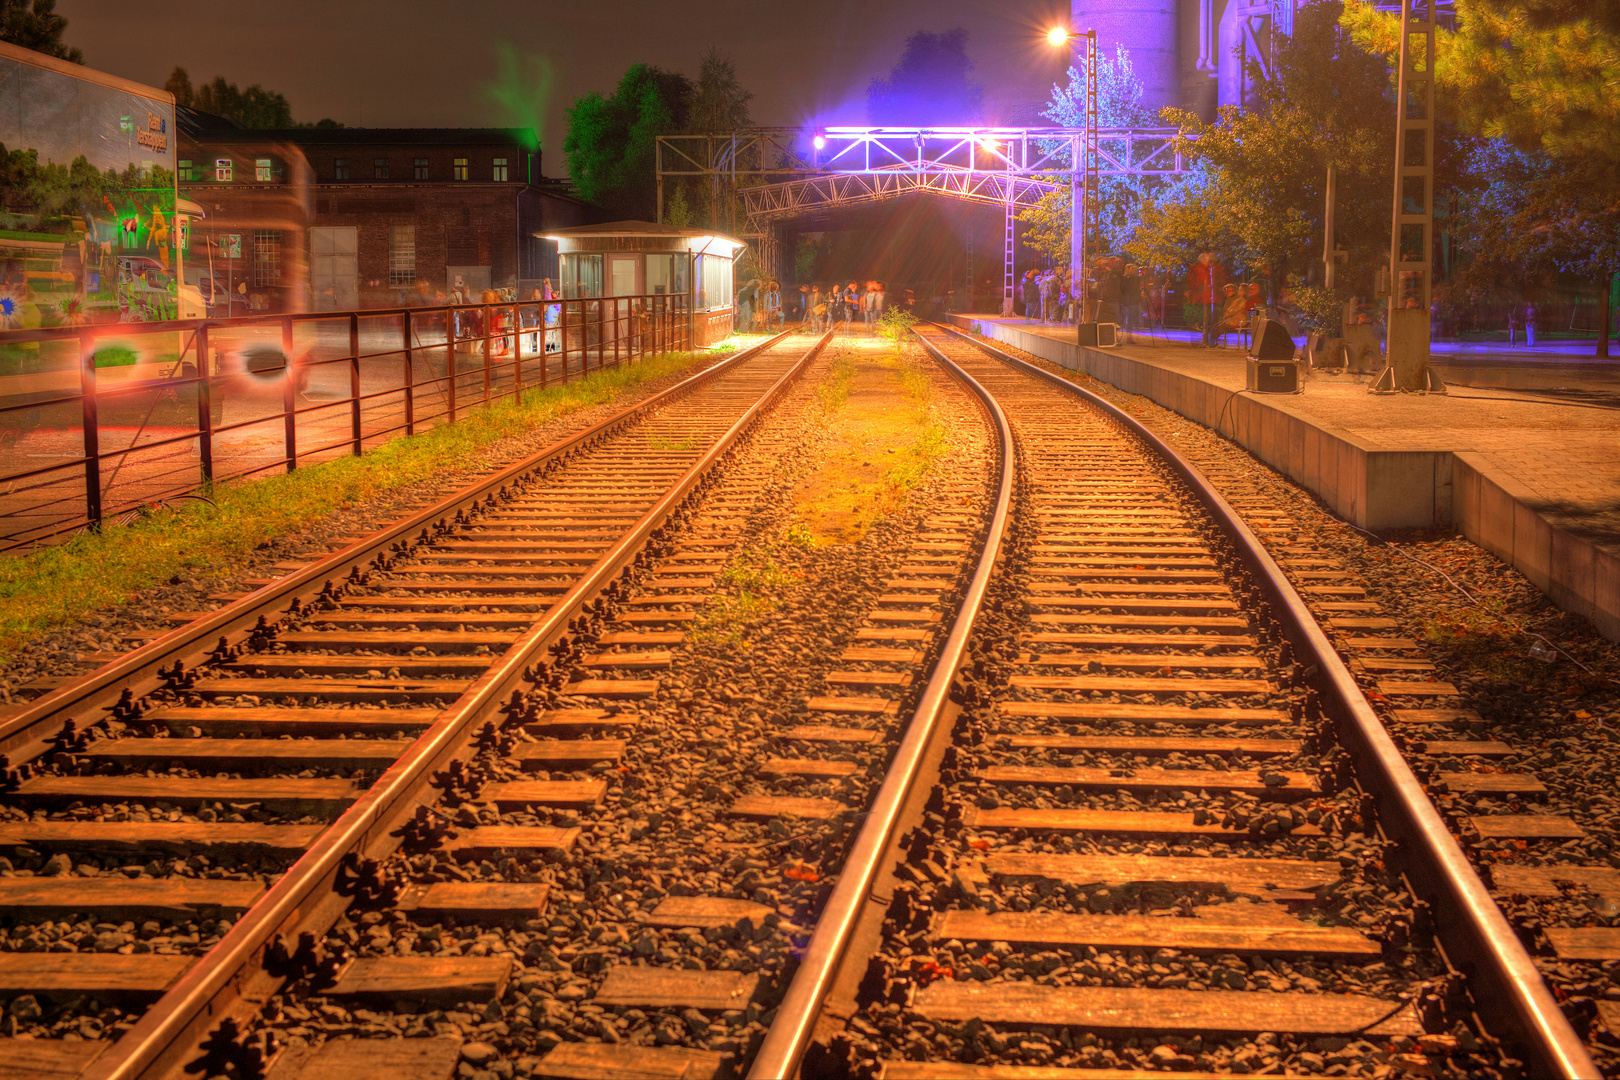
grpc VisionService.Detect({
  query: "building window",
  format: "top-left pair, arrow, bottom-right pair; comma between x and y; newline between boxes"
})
255,158 -> 273,182
388,224 -> 416,287
453,157 -> 468,181
373,158 -> 389,180
492,157 -> 508,182
253,230 -> 281,287
178,159 -> 194,182
334,158 -> 349,180
215,158 -> 233,182
414,157 -> 428,180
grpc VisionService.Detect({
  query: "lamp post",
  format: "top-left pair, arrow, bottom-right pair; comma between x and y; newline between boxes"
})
1049,27 -> 1098,322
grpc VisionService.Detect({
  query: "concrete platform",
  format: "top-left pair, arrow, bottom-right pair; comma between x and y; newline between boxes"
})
950,315 -> 1620,642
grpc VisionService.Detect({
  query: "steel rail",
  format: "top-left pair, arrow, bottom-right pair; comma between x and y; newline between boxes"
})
747,331 -> 1015,1080
931,322 -> 1599,1080
88,329 -> 831,1080
0,331 -> 791,776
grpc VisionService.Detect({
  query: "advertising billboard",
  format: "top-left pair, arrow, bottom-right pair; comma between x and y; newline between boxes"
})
0,41 -> 183,334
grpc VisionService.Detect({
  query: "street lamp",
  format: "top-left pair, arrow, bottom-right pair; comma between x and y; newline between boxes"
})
1046,25 -> 1097,325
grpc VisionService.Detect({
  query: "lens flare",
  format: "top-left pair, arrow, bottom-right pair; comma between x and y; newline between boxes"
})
1046,26 -> 1071,46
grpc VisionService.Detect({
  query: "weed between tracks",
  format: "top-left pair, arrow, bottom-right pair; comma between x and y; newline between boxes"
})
791,340 -> 946,545
0,346 -> 732,661
691,547 -> 800,647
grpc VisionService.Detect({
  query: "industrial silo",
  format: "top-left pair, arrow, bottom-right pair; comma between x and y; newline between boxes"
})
1071,0 -> 1182,115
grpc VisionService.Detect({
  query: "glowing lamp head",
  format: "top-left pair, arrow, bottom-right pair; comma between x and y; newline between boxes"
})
812,134 -> 826,150
1046,26 -> 1071,46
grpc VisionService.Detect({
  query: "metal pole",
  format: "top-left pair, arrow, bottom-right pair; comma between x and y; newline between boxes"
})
281,317 -> 297,471
560,299 -> 570,380
79,334 -> 101,529
196,325 -> 213,484
402,312 -> 415,436
1083,30 -> 1098,322
656,138 -> 664,225
1374,0 -> 1443,393
348,312 -> 362,456
512,303 -> 523,403
1323,164 -> 1338,289
447,310 -> 458,422
481,301 -> 493,402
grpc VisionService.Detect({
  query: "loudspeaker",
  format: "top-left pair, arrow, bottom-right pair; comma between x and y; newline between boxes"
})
1078,322 -> 1119,348
1307,332 -> 1345,369
1246,357 -> 1303,393
1250,317 -> 1296,361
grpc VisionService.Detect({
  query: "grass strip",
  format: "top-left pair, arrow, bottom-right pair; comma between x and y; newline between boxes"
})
0,346 -> 733,661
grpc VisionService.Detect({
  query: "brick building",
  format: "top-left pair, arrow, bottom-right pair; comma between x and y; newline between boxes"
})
177,114 -> 590,313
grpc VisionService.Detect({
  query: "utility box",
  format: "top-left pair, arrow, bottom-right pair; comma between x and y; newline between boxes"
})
1077,322 -> 1119,348
1246,357 -> 1303,393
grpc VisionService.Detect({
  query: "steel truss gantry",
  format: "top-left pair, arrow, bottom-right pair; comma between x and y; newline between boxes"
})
655,125 -> 1191,288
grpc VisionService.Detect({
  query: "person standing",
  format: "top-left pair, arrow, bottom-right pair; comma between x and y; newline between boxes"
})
798,284 -> 811,327
1120,264 -> 1141,343
843,281 -> 858,332
763,280 -> 782,329
1098,259 -> 1123,326
1038,270 -> 1054,324
1506,305 -> 1518,347
1525,302 -> 1537,347
1022,270 -> 1040,322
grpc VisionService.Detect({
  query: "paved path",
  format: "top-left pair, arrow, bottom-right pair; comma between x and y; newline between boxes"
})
976,318 -> 1620,553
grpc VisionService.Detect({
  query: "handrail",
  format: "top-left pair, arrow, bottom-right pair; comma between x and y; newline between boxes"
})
0,331 -> 791,767
932,321 -> 1599,1080
747,328 -> 1015,1079
88,329 -> 829,1080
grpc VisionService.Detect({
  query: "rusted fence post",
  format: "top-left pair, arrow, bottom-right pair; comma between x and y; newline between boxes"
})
403,312 -> 415,436
511,302 -> 523,404
447,307 -> 459,423
481,300 -> 493,403
196,325 -> 214,484
349,312 -> 362,456
78,333 -> 100,528
282,317 -> 298,471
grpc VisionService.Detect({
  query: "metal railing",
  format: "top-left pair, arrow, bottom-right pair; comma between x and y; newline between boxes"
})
0,294 -> 693,551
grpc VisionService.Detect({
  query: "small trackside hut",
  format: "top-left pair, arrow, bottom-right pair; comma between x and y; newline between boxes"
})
540,221 -> 744,349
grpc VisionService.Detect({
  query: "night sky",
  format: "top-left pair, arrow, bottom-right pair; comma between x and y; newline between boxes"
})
58,0 -> 1075,179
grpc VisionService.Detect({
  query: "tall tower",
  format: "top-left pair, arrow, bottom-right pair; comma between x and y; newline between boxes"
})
1071,0 -> 1181,115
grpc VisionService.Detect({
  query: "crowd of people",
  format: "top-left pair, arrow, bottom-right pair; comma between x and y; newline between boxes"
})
785,280 -> 905,334
1018,259 -> 1168,343
1016,255 -> 1273,350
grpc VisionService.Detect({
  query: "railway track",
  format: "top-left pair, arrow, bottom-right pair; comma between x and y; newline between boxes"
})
977,329 -> 1620,1074
745,326 -> 1595,1080
0,329 -> 829,1078
0,326 -> 1600,1080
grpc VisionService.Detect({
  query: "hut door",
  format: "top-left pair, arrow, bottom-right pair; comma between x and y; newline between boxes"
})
608,255 -> 639,297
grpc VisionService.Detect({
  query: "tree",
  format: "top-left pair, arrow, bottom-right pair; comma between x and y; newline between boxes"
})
0,0 -> 80,63
564,64 -> 692,221
677,49 -> 754,230
165,66 -> 341,129
163,66 -> 192,106
1135,1 -> 1394,302
688,49 -> 752,135
1342,0 -> 1620,168
1459,143 -> 1620,355
1342,0 -> 1620,353
1018,45 -> 1163,263
866,29 -> 983,125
